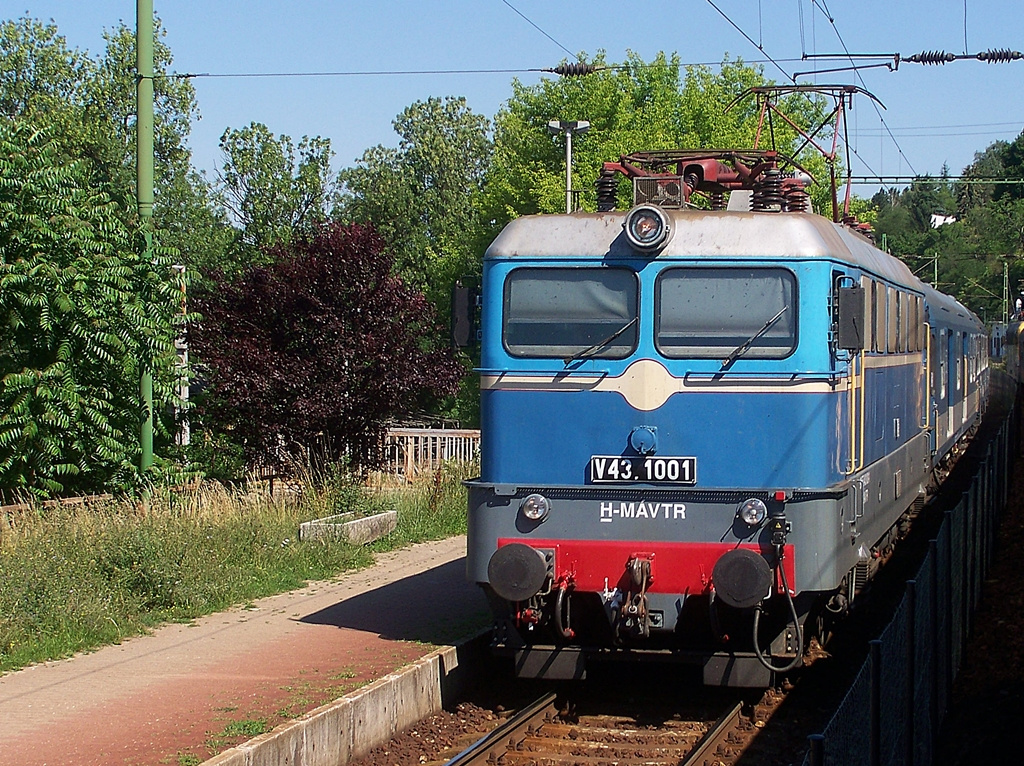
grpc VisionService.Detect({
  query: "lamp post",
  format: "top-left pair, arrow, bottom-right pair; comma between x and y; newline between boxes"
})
548,119 -> 590,213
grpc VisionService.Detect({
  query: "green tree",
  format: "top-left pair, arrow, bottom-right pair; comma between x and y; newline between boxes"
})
0,123 -> 185,499
338,96 -> 492,310
0,16 -> 224,271
88,22 -> 230,275
482,53 -> 831,228
956,140 -> 1009,213
214,122 -> 338,275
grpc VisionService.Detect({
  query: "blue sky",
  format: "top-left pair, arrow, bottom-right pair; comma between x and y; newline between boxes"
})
6,1 -> 1024,193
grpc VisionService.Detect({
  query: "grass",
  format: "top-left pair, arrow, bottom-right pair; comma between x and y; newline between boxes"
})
205,718 -> 269,750
0,460 -> 475,674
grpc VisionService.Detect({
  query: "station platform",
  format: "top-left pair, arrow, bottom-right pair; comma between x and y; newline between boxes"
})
0,536 -> 489,766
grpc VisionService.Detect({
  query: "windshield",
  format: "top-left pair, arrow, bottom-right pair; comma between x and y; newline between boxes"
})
656,267 -> 797,359
503,268 -> 639,359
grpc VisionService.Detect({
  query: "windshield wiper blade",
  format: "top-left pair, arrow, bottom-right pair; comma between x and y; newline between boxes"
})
721,305 -> 789,369
563,316 -> 639,365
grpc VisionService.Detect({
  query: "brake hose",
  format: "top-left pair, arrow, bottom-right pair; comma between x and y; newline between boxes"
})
752,559 -> 804,673
555,581 -> 575,639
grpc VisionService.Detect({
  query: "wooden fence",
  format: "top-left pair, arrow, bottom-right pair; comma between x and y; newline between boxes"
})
382,428 -> 480,480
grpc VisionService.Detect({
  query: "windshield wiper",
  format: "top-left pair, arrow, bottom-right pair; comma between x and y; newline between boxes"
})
563,316 -> 639,366
721,305 -> 789,369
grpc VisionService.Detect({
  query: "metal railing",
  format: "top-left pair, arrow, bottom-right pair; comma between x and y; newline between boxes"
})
805,401 -> 1017,766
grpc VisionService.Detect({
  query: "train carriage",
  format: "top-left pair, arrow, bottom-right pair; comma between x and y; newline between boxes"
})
460,159 -> 988,686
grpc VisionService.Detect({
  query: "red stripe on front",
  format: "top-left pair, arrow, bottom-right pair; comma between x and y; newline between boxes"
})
497,538 -> 797,595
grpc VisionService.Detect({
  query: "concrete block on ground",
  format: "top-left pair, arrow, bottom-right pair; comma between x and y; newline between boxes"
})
298,511 -> 397,545
393,654 -> 443,731
241,717 -> 305,766
201,747 -> 247,766
200,632 -> 492,766
301,697 -> 354,766
347,674 -> 398,760
440,631 -> 491,706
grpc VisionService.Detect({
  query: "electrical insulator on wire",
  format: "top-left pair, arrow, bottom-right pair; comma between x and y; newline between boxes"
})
904,48 -> 1023,65
976,48 -> 1023,63
551,62 -> 601,77
904,50 -> 956,65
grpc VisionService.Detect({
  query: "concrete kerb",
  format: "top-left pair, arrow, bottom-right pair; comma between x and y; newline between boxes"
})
201,631 -> 490,766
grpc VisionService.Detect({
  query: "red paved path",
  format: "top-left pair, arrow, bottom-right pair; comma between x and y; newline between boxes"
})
0,536 -> 488,766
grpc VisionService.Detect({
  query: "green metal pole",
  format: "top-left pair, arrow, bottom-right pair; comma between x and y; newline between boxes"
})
137,0 -> 154,472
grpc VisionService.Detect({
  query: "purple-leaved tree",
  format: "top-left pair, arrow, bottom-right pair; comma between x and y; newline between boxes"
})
191,221 -> 463,472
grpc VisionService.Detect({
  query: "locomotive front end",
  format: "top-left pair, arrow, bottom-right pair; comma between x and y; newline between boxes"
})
464,201 -> 866,686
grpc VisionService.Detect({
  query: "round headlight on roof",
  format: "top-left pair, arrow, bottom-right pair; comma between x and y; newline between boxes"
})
623,204 -> 673,252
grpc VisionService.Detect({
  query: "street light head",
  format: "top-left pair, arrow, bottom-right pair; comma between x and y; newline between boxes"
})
548,119 -> 591,135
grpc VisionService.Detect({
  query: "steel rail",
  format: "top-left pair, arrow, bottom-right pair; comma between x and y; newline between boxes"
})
443,692 -> 558,765
444,693 -> 744,766
680,701 -> 744,765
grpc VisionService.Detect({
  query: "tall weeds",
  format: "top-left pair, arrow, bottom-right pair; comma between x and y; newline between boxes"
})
0,461 -> 472,674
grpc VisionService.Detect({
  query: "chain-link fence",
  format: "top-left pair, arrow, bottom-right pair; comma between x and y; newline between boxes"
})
805,407 -> 1016,766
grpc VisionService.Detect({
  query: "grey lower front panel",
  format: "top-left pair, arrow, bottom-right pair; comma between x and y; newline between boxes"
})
466,481 -> 850,603
466,432 -> 931,609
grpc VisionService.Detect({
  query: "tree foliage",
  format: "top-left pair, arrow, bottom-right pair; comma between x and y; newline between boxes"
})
864,133 -> 1024,322
189,222 -> 463,472
214,122 -> 338,275
481,53 -> 832,229
338,96 -> 492,310
0,123 -> 185,500
0,16 -> 225,272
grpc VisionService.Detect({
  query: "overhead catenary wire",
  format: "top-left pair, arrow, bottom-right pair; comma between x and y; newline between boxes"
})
851,129 -> 1022,139
498,0 -> 575,59
963,0 -> 969,55
809,0 -> 918,176
704,0 -> 795,82
848,175 -> 1024,184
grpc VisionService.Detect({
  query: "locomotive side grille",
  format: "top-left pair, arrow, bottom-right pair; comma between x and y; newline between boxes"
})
634,176 -> 685,208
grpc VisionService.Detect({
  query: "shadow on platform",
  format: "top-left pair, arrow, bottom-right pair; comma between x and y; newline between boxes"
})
299,557 -> 489,645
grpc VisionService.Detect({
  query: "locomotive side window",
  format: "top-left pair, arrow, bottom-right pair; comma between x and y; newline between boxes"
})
901,292 -> 910,351
917,294 -> 925,352
916,296 -> 926,351
502,268 -> 639,359
864,277 -> 876,352
655,267 -> 796,359
896,291 -> 904,352
887,287 -> 898,353
874,282 -> 886,353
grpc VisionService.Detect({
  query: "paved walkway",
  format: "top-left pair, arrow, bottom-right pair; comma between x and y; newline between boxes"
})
0,536 -> 489,766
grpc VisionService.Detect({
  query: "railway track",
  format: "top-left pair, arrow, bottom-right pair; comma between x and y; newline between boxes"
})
444,691 -> 747,766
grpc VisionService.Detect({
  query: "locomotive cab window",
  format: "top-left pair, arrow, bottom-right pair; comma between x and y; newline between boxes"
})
655,267 -> 797,359
503,267 -> 639,359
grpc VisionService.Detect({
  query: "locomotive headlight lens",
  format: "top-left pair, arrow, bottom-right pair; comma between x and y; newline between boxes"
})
623,205 -> 672,251
738,498 -> 768,527
521,493 -> 550,522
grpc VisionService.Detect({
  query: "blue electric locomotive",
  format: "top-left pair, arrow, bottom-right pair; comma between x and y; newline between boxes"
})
459,151 -> 988,686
